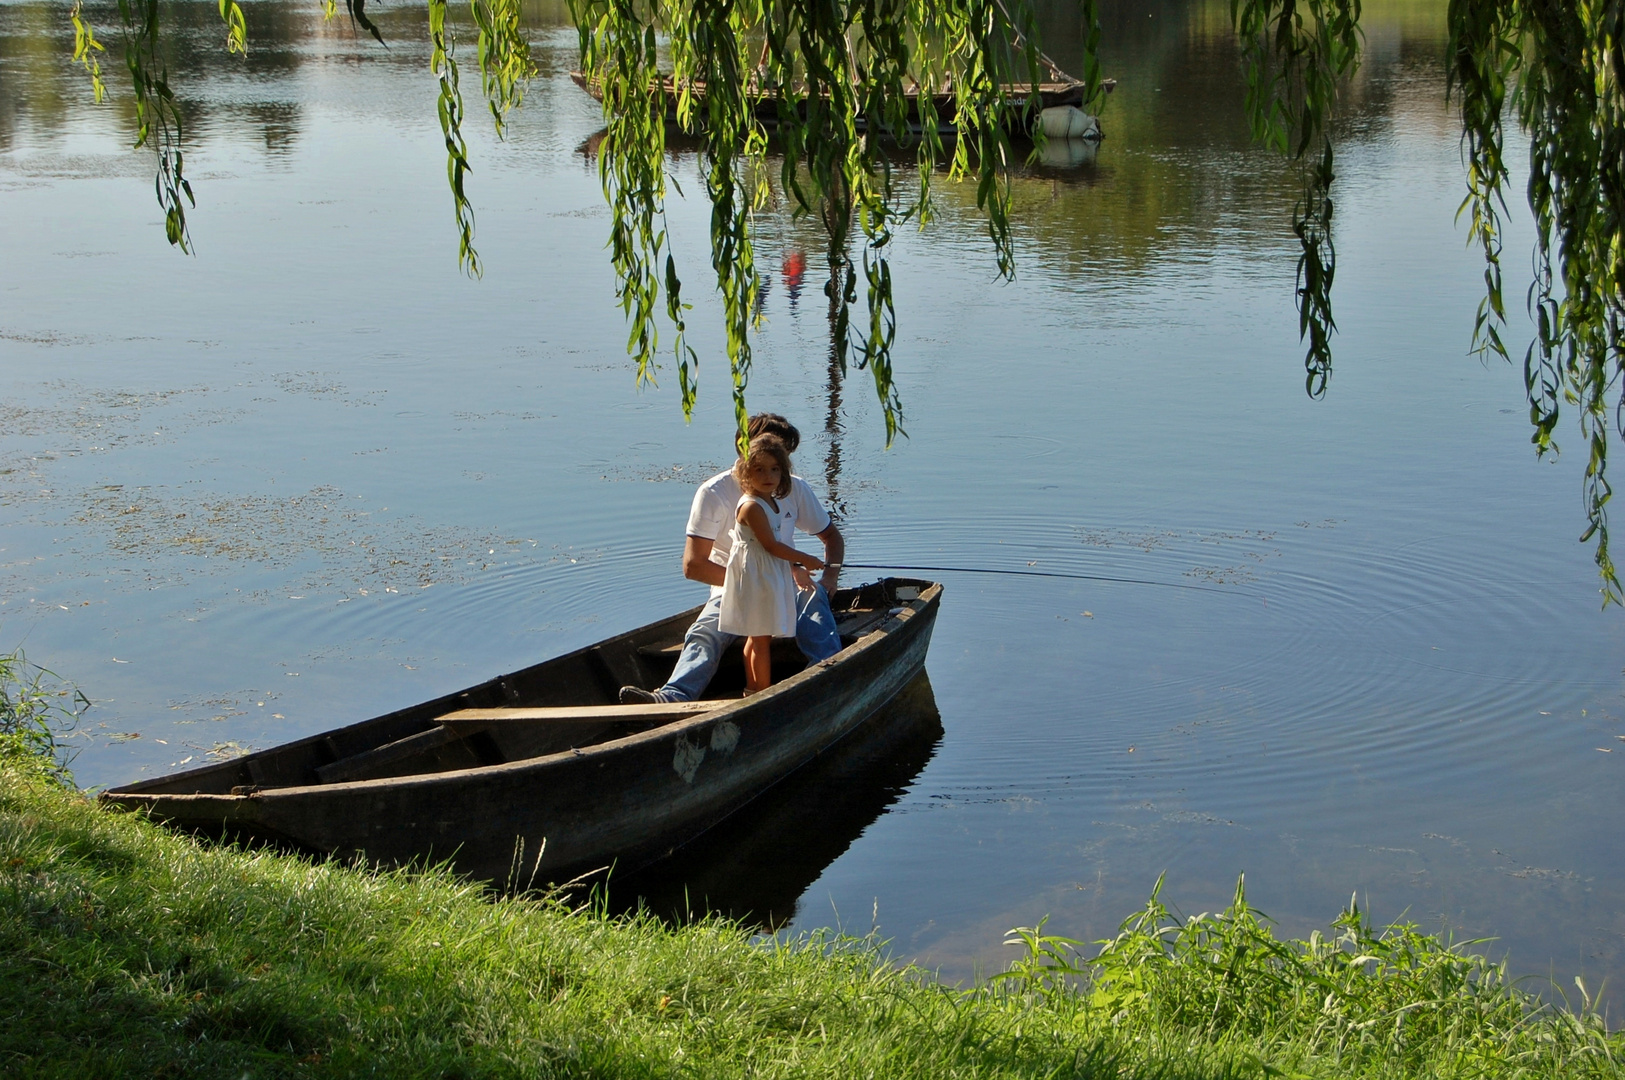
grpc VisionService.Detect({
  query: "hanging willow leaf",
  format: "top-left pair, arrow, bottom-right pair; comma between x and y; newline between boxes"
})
569,0 -> 1061,446
431,0 -> 482,277
1295,141 -> 1336,399
69,2 -> 107,104
56,0 -> 1625,598
1448,0 -> 1625,602
473,0 -> 535,137
348,0 -> 386,45
1447,0 -> 1517,369
219,0 -> 247,54
118,0 -> 195,251
1230,0 -> 1362,398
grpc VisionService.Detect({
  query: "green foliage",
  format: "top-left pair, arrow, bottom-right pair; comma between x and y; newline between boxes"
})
0,648 -> 86,786
4,773 -> 1621,1077
430,0 -> 483,278
102,0 -> 247,251
1230,0 -> 1363,399
1232,0 -> 1363,159
343,0 -> 386,44
68,1 -> 106,104
47,0 -> 1625,588
217,0 -> 246,55
1294,139 -> 1338,397
998,872 -> 1621,1076
1225,0 -> 1625,600
568,0 -> 1083,446
473,0 -> 536,138
570,0 -> 696,416
117,0 -> 195,250
1448,0 -> 1625,601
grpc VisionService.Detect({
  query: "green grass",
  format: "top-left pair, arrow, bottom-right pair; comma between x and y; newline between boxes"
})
1,739 -> 1619,1077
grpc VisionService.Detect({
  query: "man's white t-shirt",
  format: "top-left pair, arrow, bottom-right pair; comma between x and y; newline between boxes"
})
686,470 -> 831,597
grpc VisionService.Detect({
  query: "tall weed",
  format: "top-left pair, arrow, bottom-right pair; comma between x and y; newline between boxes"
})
0,647 -> 87,784
999,872 -> 1618,1074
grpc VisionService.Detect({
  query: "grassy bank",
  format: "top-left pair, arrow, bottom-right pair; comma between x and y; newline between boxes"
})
2,728 -> 1620,1076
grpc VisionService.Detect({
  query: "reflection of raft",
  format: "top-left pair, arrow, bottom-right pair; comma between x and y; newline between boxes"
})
102,578 -> 942,888
568,71 -> 1111,138
1036,134 -> 1100,169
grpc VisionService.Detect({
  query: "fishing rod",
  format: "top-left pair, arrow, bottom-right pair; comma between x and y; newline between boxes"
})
838,562 -> 1234,595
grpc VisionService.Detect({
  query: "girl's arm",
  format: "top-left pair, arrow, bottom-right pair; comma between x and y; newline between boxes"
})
739,502 -> 825,570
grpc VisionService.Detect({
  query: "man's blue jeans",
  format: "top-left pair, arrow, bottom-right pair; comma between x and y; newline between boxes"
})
658,585 -> 842,701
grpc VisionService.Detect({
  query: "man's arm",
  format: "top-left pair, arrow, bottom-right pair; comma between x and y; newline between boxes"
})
815,522 -> 844,593
682,535 -> 727,588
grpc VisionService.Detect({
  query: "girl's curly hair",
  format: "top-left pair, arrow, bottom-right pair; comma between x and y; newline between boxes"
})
732,434 -> 793,499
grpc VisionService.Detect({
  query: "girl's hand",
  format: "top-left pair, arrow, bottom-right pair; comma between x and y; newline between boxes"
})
799,553 -> 825,572
791,565 -> 815,591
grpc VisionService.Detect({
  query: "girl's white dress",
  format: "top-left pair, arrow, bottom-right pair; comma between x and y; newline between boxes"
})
718,494 -> 798,638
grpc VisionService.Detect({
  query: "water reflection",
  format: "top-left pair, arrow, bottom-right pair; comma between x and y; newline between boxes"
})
0,0 -> 1459,415
820,248 -> 851,521
0,0 -> 579,158
554,1 -> 1454,297
1,0 -> 1451,279
600,671 -> 944,928
1034,136 -> 1099,171
12,0 -> 1621,1014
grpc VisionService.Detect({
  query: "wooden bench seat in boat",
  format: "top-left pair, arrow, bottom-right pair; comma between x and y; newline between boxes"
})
313,702 -> 723,785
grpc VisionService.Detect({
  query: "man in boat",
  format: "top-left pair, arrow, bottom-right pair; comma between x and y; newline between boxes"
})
620,413 -> 845,703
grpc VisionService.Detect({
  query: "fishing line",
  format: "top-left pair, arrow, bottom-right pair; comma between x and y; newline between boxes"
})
839,562 -> 1235,595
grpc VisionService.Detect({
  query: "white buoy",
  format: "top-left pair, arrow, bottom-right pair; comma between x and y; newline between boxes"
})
1037,105 -> 1102,141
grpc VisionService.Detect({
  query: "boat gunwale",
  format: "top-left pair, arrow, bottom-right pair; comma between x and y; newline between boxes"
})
99,598 -> 712,797
100,580 -> 941,806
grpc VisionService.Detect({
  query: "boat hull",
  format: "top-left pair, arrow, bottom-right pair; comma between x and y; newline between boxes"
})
102,581 -> 940,886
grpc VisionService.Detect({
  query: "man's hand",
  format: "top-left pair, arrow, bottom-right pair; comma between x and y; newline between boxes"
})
816,522 -> 845,595
791,565 -> 815,592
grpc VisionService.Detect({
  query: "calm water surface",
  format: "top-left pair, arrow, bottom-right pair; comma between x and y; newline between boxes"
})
3,0 -> 1622,1000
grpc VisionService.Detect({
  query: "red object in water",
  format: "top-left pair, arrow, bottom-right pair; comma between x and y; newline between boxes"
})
783,249 -> 806,307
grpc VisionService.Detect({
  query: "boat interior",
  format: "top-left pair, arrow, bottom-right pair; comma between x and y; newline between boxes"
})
113,579 -> 932,797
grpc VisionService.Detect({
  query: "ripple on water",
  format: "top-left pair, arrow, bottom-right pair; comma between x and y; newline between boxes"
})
839,514 -> 1617,815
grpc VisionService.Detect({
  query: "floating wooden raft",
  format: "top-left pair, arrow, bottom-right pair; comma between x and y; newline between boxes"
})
568,72 -> 1112,132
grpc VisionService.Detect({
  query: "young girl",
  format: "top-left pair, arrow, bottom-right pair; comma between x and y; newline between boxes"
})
718,434 -> 824,694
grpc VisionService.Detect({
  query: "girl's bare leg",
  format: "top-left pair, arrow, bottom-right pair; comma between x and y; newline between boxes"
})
743,636 -> 772,693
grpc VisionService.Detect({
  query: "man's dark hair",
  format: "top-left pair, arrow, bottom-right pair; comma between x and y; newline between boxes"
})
747,413 -> 799,453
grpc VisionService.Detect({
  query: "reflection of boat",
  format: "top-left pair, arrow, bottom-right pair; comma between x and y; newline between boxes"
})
606,670 -> 943,928
100,579 -> 942,886
569,71 -> 1111,136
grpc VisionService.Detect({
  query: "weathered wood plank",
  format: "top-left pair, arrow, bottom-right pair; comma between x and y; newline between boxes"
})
437,701 -> 722,725
835,608 -> 894,642
315,726 -> 466,785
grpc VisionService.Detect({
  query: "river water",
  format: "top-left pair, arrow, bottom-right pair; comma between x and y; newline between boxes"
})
3,0 -> 1622,999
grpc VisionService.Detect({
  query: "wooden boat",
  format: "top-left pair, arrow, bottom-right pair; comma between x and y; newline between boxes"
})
568,71 -> 1112,135
100,578 -> 942,887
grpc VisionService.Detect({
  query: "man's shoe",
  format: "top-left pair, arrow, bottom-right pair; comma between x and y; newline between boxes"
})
619,685 -> 663,705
